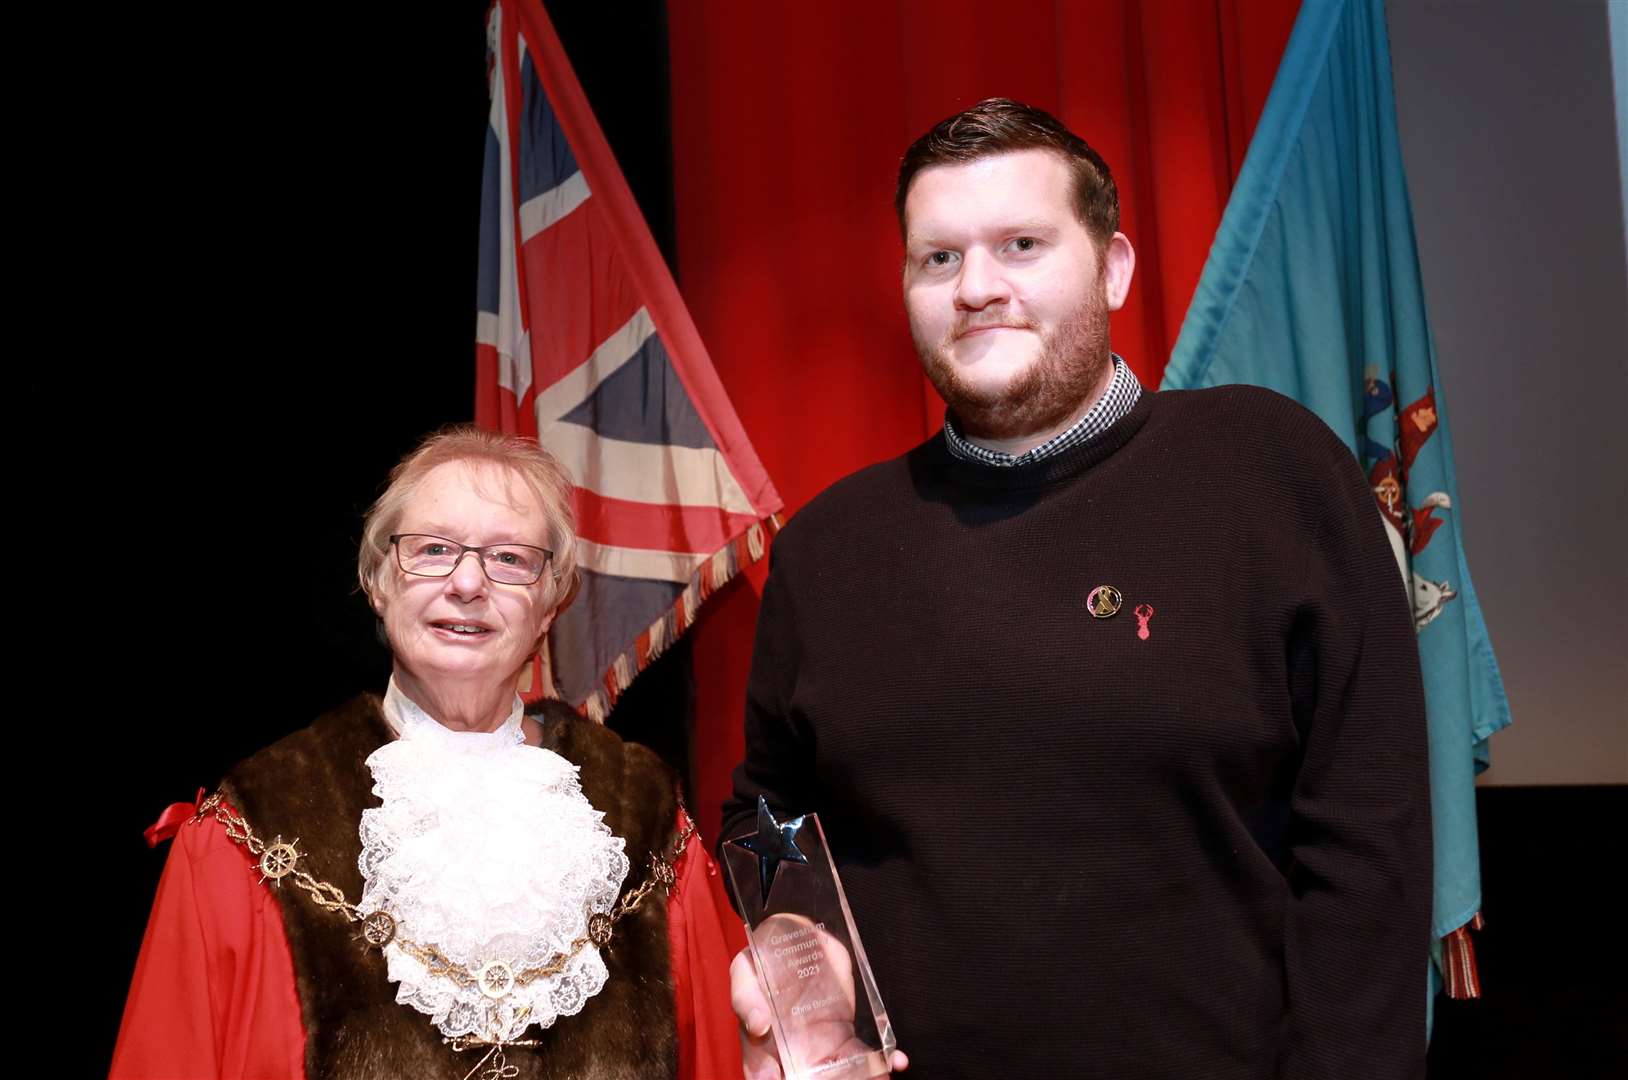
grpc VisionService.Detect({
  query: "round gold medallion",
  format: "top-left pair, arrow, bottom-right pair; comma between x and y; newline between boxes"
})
652,859 -> 676,888
361,910 -> 397,948
478,960 -> 515,1000
587,912 -> 614,947
1086,585 -> 1124,618
259,838 -> 301,883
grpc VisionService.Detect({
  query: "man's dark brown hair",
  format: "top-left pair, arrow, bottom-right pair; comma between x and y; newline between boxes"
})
895,98 -> 1120,248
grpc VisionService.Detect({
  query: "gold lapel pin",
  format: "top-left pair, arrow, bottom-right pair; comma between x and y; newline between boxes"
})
1086,585 -> 1123,618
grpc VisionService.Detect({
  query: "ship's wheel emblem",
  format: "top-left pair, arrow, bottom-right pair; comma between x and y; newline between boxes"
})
478,960 -> 515,1000
360,910 -> 397,948
258,837 -> 302,884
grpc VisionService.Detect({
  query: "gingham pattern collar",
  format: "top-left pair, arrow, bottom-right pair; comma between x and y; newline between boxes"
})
943,355 -> 1142,468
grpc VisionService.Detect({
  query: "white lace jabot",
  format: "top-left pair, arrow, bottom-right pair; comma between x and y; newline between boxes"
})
359,679 -> 631,1041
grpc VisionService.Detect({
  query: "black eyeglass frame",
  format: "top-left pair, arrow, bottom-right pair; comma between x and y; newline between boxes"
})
388,533 -> 555,586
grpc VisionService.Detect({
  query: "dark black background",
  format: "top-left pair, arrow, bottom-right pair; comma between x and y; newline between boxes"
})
83,3 -> 1624,1076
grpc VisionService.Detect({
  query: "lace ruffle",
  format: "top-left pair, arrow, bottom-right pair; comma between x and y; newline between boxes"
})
359,681 -> 630,1040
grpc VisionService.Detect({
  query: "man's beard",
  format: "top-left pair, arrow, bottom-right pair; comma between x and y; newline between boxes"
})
914,286 -> 1111,442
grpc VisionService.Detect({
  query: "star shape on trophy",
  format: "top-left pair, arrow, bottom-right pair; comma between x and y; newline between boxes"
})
727,795 -> 810,907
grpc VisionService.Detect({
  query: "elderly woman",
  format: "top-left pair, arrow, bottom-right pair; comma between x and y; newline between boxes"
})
113,427 -> 742,1080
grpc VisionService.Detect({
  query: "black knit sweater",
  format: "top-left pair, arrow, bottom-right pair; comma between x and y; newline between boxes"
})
722,386 -> 1430,1080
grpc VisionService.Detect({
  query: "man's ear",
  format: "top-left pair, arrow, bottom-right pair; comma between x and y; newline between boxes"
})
1102,232 -> 1136,312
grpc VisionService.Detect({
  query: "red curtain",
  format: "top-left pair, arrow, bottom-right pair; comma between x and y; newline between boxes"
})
667,0 -> 1300,846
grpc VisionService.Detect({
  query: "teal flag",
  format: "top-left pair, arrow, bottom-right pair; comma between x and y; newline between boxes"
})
1161,0 -> 1512,1009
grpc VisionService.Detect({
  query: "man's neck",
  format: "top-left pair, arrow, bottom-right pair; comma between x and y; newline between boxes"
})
965,359 -> 1117,458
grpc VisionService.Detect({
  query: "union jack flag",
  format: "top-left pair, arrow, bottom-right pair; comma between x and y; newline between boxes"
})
476,0 -> 782,720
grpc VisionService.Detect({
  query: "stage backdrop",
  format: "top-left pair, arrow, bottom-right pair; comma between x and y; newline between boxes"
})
665,0 -> 1300,845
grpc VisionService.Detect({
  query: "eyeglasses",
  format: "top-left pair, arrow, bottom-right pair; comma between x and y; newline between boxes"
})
389,534 -> 554,586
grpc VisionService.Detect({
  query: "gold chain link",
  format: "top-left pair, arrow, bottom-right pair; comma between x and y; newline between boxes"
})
191,788 -> 695,994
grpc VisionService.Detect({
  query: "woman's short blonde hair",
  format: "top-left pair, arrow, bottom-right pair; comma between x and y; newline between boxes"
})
358,425 -> 581,616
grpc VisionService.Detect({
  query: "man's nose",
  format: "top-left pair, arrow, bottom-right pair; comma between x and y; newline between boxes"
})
954,247 -> 1009,311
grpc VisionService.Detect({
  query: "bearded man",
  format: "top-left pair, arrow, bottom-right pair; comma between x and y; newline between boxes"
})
722,99 -> 1430,1080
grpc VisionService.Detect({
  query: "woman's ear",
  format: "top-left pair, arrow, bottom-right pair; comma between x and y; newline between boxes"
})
531,611 -> 555,655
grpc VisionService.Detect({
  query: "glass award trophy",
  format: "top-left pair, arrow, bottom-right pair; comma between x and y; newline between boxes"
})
723,797 -> 896,1080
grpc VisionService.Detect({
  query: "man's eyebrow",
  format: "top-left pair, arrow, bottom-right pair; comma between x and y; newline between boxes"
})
906,220 -> 1061,249
999,219 -> 1061,236
904,229 -> 952,250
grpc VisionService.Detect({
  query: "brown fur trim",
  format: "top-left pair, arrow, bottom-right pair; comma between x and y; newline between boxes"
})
223,695 -> 680,1080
